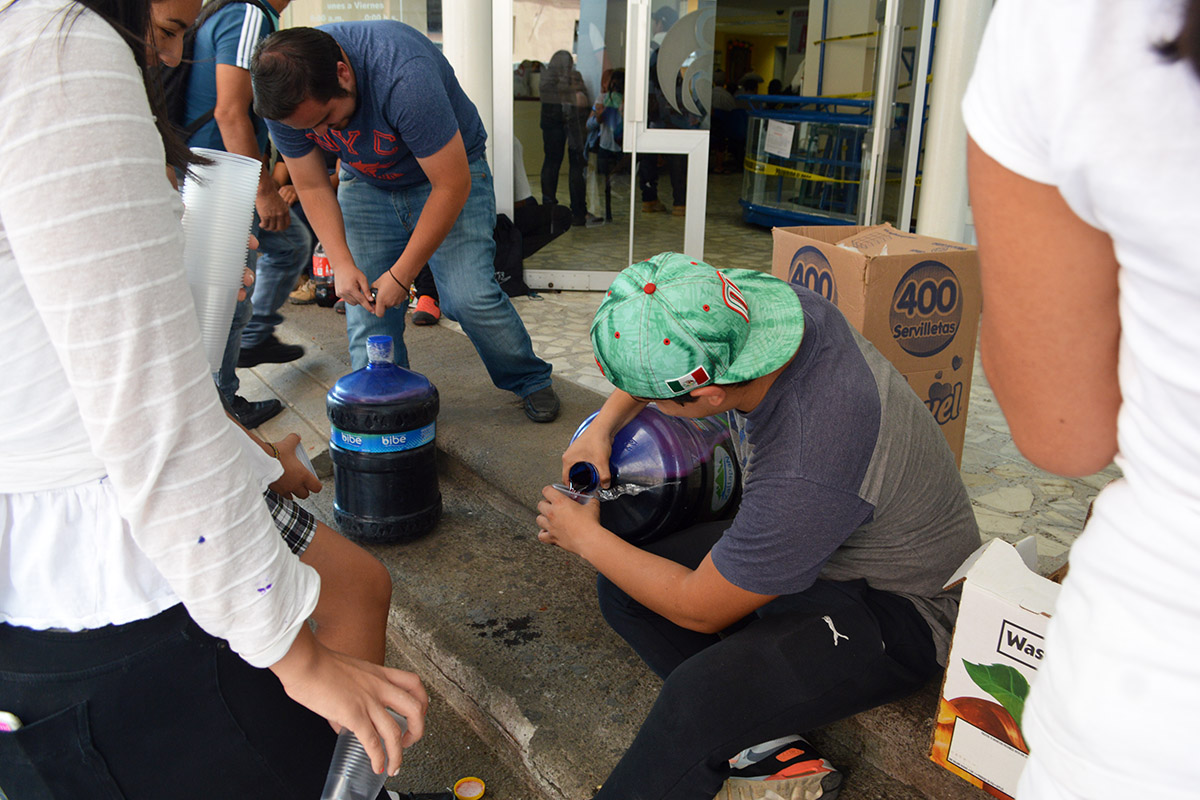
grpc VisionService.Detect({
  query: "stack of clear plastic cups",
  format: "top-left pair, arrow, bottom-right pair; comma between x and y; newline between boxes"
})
320,709 -> 407,800
180,147 -> 262,370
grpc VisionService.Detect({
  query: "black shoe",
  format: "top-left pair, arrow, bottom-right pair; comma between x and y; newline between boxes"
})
522,385 -> 560,423
237,335 -> 304,368
228,395 -> 283,429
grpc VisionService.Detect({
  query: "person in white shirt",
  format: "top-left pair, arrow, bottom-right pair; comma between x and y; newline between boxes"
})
964,1 -> 1200,797
0,0 -> 425,794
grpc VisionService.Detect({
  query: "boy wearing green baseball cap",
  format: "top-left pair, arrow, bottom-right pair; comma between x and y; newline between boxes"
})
536,253 -> 980,800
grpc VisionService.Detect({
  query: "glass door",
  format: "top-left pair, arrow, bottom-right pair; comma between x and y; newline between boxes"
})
623,1 -> 713,266
495,0 -> 714,290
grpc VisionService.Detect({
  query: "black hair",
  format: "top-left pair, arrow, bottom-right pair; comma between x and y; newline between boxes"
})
1158,0 -> 1200,76
251,26 -> 347,120
1,0 -> 196,170
651,6 -> 677,31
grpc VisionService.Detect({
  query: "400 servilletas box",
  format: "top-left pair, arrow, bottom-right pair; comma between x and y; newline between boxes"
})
930,538 -> 1062,799
771,223 -> 981,465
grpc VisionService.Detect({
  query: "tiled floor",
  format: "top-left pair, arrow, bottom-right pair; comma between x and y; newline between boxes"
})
455,163 -> 1120,575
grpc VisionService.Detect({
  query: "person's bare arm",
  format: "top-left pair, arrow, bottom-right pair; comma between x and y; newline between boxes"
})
272,159 -> 298,206
283,149 -> 375,312
536,489 -> 774,633
967,136 -> 1121,476
213,63 -> 289,231
269,625 -> 427,775
560,389 -> 647,487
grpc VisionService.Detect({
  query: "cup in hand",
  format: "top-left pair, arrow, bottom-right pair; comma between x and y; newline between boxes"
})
181,148 -> 262,370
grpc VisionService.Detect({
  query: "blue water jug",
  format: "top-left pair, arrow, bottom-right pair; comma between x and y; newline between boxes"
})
326,335 -> 441,543
568,405 -> 741,546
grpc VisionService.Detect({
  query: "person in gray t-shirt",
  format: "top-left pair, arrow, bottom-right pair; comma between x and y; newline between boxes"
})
537,253 -> 980,800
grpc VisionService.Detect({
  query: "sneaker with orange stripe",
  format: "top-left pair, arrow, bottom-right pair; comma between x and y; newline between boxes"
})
411,294 -> 441,326
714,734 -> 842,800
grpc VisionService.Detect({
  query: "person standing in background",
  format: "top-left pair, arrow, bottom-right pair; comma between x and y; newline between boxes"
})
638,6 -> 687,216
251,22 -> 561,423
539,49 -> 598,227
180,0 -> 309,429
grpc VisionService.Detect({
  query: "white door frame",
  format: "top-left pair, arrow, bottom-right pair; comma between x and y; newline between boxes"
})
493,0 -> 710,291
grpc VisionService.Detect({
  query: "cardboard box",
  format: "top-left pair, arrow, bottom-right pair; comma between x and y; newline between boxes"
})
771,223 -> 981,464
929,538 -> 1061,799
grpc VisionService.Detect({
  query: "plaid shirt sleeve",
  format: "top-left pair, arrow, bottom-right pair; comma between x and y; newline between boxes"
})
263,490 -> 317,556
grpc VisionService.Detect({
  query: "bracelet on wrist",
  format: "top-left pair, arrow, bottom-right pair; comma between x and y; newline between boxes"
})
388,269 -> 410,295
266,442 -> 280,459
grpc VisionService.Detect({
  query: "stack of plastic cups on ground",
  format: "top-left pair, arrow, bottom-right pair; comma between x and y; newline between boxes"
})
180,147 -> 262,370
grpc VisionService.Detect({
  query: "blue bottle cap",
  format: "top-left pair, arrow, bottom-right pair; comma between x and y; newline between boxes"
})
568,461 -> 600,493
366,335 -> 393,365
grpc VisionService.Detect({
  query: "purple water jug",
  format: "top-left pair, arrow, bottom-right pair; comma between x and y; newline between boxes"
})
569,405 -> 741,546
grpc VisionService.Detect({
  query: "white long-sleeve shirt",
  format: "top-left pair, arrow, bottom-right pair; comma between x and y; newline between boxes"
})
0,0 -> 318,668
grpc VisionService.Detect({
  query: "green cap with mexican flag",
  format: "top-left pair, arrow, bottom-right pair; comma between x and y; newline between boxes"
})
590,252 -> 805,399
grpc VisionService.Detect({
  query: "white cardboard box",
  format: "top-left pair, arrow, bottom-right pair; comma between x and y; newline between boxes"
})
930,538 -> 1061,799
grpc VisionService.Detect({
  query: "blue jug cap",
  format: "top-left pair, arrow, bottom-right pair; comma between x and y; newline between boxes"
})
366,335 -> 394,365
328,336 -> 437,405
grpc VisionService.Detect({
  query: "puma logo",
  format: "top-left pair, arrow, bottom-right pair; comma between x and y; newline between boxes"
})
823,615 -> 849,646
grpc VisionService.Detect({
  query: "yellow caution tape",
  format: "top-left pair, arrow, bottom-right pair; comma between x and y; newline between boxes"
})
813,30 -> 879,45
806,74 -> 930,101
743,157 -> 861,185
813,24 -> 928,45
820,89 -> 875,99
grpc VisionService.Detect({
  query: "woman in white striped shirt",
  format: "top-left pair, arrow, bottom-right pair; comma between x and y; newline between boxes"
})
0,0 -> 425,794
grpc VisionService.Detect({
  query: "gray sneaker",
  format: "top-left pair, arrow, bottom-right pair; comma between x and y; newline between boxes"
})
714,735 -> 842,800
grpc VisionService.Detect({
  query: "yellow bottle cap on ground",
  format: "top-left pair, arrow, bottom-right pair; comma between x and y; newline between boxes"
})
453,776 -> 485,800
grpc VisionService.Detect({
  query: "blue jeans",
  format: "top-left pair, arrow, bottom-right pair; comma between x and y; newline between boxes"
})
243,207 -> 312,349
214,288 -> 253,401
337,160 -> 552,397
213,208 -> 311,401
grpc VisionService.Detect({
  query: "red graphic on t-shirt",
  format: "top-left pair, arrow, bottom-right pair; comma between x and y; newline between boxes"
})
331,129 -> 360,155
306,130 -> 337,150
347,160 -> 405,181
300,128 -> 405,181
374,131 -> 398,156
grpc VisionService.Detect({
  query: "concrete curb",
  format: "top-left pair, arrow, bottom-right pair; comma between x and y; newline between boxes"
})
252,308 -> 984,800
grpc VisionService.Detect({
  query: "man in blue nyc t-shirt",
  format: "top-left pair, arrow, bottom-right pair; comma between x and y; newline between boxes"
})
253,23 -> 559,423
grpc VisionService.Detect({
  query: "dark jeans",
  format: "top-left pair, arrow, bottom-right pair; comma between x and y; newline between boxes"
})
0,605 -> 379,800
595,149 -> 624,220
595,521 -> 942,800
540,104 -> 587,218
638,152 -> 687,206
